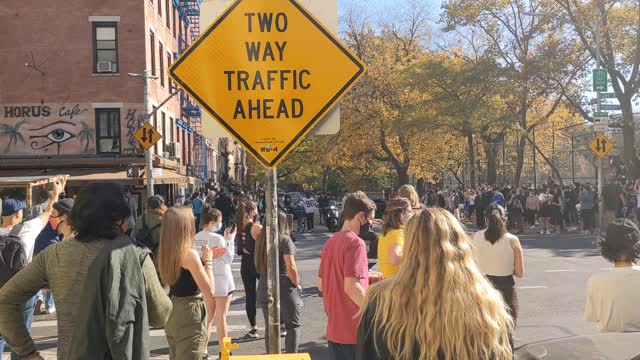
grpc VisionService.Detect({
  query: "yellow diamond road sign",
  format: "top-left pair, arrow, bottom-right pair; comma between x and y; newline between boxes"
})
589,132 -> 614,158
169,0 -> 365,168
133,122 -> 162,150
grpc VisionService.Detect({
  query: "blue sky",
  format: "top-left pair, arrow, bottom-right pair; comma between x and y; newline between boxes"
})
337,0 -> 444,23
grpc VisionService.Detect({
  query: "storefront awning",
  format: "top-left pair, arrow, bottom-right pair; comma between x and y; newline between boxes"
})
0,168 -> 201,187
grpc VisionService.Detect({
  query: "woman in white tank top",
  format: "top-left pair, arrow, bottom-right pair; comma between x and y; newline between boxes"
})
471,203 -> 524,325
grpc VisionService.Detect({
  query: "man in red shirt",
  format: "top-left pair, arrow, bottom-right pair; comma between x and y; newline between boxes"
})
318,191 -> 376,360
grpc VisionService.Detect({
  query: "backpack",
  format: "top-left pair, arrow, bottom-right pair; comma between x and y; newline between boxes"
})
135,215 -> 162,257
0,225 -> 28,287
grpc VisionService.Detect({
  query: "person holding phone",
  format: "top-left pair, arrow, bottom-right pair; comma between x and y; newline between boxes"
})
194,205 -> 237,358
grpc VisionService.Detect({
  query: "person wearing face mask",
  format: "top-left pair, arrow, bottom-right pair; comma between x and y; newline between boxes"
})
377,198 -> 412,278
0,183 -> 172,360
318,191 -> 376,360
33,198 -> 74,315
194,205 -> 237,358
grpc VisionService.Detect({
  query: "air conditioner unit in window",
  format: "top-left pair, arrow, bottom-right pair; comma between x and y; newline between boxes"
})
169,142 -> 181,160
97,61 -> 114,73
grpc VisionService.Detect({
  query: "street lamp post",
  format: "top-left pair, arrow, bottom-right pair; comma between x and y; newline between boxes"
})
532,127 -> 537,190
594,22 -> 606,232
128,71 -> 158,197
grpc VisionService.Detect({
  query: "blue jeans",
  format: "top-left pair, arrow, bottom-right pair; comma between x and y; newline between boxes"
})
0,296 -> 37,359
36,290 -> 55,311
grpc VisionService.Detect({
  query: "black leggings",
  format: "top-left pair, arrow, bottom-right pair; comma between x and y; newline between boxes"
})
241,256 -> 259,327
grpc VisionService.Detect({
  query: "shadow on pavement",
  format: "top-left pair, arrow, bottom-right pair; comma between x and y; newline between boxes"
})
520,234 -> 601,258
298,341 -> 329,360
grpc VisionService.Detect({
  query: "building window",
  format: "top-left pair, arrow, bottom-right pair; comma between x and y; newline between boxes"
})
158,0 -> 162,17
153,109 -> 159,155
167,52 -> 172,90
150,31 -> 156,76
166,0 -> 171,29
170,117 -> 174,142
93,22 -> 118,73
188,132 -> 192,165
159,43 -> 164,87
182,129 -> 186,166
161,112 -> 166,154
173,8 -> 177,38
95,109 -> 120,154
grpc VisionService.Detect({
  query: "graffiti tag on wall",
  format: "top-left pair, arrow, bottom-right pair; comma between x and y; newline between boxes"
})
123,109 -> 145,155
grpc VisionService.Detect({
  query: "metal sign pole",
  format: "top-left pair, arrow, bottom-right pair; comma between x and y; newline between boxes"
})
265,167 -> 281,353
595,25 -> 604,232
143,70 -> 155,197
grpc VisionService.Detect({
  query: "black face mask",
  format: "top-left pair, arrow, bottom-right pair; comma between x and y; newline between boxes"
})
359,215 -> 370,236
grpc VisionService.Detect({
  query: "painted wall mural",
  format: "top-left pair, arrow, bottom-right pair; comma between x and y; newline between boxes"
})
1,104 -> 95,156
1,104 -> 145,157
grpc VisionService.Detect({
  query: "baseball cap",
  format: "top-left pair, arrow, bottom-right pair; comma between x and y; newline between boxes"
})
2,199 -> 27,217
147,195 -> 165,210
53,198 -> 75,215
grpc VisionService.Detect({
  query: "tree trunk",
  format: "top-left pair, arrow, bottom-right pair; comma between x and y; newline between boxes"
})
321,166 -> 330,193
467,132 -> 476,189
621,97 -> 640,177
523,133 -> 564,186
514,133 -> 527,186
452,169 -> 464,186
396,166 -> 410,186
484,143 -> 499,186
514,96 -> 528,186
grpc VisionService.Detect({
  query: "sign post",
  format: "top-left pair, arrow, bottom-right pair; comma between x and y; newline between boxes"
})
169,0 -> 365,354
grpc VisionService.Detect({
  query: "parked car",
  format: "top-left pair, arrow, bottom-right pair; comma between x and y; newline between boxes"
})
515,333 -> 640,360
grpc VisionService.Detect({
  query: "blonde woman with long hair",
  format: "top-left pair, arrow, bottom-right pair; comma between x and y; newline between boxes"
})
397,184 -> 424,212
158,206 -> 224,360
357,208 -> 514,360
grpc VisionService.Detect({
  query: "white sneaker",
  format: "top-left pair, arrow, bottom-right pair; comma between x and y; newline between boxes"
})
540,230 -> 545,234
546,230 -> 551,234
45,307 -> 56,314
245,329 -> 259,338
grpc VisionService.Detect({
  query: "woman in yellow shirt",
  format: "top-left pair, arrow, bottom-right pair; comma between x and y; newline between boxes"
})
377,198 -> 413,278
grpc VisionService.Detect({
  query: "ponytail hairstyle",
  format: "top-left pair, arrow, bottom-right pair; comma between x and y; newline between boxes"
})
484,203 -> 507,244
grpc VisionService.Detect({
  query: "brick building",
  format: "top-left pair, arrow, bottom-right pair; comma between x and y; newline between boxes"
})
0,0 -> 246,207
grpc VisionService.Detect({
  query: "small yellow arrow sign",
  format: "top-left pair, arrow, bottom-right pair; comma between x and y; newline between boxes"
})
133,122 -> 162,150
589,133 -> 614,158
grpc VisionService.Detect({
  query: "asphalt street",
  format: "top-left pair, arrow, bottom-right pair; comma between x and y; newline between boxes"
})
10,222 -> 606,359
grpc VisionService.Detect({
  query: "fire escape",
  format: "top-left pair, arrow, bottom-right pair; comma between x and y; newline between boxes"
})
178,0 -> 206,181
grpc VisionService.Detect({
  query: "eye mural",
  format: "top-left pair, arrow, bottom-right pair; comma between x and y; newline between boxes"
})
2,104 -> 100,156
29,121 -> 78,154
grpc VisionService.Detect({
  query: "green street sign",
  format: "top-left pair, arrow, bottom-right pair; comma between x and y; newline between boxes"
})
600,104 -> 621,111
594,111 -> 609,117
593,69 -> 608,92
601,93 -> 617,99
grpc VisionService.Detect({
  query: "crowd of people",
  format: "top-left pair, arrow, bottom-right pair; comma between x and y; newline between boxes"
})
420,175 -> 640,236
0,180 -> 637,359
